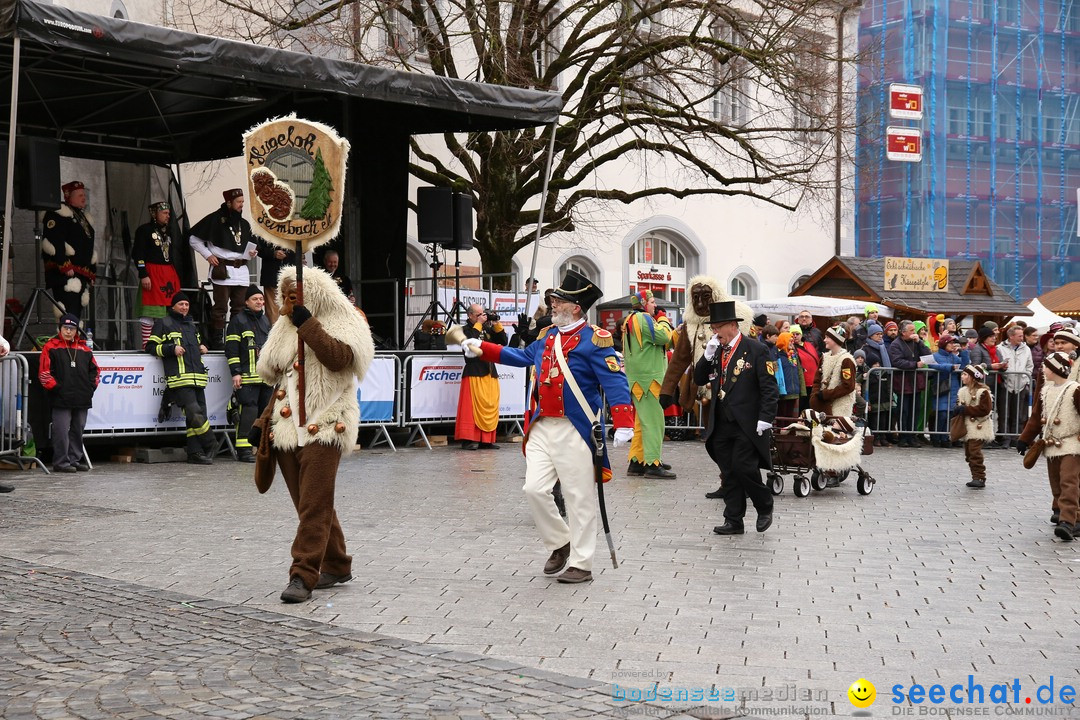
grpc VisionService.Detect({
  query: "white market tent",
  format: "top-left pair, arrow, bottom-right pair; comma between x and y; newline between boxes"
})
1009,298 -> 1068,331
747,295 -> 894,319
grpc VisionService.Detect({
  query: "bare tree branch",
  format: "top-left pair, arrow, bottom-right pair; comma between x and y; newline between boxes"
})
180,0 -> 866,285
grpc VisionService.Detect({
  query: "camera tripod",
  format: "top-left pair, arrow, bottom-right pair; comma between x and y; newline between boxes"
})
409,244 -> 466,347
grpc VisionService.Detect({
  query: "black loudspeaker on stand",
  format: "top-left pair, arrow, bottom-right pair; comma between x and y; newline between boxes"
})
0,137 -> 61,210
412,187 -> 474,347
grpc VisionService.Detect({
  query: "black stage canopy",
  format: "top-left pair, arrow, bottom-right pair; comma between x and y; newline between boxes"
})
0,0 -> 561,163
0,0 -> 561,343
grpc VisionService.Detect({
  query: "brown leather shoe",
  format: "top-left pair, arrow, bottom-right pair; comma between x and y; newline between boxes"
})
556,566 -> 593,583
280,575 -> 311,603
315,572 -> 353,589
544,543 -> 571,575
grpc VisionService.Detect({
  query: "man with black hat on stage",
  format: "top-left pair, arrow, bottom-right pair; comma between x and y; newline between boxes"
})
189,188 -> 258,349
694,301 -> 779,535
42,181 -> 96,320
461,270 -> 634,584
226,285 -> 272,463
146,292 -> 216,465
133,200 -> 181,349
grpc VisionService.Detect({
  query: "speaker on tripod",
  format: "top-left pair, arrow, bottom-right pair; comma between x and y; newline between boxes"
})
412,187 -> 475,347
0,137 -> 61,210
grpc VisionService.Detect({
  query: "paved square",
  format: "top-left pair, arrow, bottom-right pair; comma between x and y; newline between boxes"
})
1,438 -> 1078,718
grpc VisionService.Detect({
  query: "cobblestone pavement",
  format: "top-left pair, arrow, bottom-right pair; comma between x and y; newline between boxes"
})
1,437 -> 1079,719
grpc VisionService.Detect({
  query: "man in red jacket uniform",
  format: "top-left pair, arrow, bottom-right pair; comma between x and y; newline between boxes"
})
39,313 -> 100,472
461,270 -> 633,584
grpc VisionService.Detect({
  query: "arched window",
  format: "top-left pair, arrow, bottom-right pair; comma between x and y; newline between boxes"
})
405,241 -> 430,296
627,234 -> 689,307
111,0 -> 127,18
791,274 -> 812,294
560,257 -> 598,281
729,273 -> 757,300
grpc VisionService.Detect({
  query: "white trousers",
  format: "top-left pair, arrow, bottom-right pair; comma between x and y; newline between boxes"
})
523,416 -> 597,571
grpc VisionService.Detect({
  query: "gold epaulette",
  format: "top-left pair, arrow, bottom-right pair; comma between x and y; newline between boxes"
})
592,326 -> 613,348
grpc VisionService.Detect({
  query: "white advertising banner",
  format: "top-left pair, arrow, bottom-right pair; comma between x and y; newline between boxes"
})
86,353 -> 233,432
435,289 -> 542,323
407,354 -> 527,421
357,355 -> 397,424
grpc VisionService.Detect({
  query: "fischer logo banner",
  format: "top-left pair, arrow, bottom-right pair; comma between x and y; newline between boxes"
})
85,354 -> 232,432
407,355 -> 526,421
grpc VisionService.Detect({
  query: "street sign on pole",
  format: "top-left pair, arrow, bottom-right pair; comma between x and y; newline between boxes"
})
889,83 -> 924,120
887,127 -> 922,162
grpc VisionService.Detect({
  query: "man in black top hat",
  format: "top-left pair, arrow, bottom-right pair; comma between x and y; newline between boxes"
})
694,301 -> 779,535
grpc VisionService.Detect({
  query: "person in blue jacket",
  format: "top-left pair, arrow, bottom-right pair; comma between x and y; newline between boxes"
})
929,334 -> 969,447
462,270 -> 633,585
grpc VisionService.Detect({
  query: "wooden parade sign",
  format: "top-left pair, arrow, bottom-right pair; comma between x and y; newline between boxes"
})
243,114 -> 350,252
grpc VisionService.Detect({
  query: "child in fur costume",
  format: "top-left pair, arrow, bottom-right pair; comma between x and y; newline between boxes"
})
810,324 -> 857,418
952,363 -> 994,488
252,265 -> 375,603
1016,352 -> 1080,542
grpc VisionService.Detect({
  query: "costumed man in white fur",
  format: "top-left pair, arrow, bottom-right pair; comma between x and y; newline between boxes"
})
951,363 -> 995,488
251,266 -> 374,603
658,276 -> 752,499
42,181 -> 97,320
810,324 -> 857,418
1016,352 -> 1080,542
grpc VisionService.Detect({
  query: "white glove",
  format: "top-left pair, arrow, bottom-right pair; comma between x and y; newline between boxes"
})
756,421 -> 772,436
461,338 -> 482,358
704,334 -> 721,361
612,428 -> 634,447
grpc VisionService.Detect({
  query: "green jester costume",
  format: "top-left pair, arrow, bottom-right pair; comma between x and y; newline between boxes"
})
622,290 -> 675,478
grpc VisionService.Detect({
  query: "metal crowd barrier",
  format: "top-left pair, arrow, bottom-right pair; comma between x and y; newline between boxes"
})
862,366 -> 1034,445
401,353 -> 528,450
360,354 -> 402,452
0,354 -> 48,473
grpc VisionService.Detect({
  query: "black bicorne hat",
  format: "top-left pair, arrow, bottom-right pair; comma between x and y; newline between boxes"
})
550,269 -> 603,312
708,301 -> 743,325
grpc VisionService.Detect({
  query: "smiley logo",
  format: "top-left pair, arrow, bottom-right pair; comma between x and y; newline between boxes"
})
848,678 -> 876,708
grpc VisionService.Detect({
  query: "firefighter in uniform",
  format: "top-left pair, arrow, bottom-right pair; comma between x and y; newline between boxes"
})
189,188 -> 258,349
146,292 -> 216,464
226,285 -> 272,463
462,270 -> 634,584
132,200 -> 181,348
42,181 -> 96,319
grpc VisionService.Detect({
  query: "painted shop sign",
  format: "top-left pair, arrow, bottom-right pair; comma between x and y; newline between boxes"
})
884,257 -> 950,292
243,114 -> 350,252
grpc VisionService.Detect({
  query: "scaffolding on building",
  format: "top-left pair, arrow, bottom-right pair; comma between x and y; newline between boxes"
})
855,0 -> 1080,300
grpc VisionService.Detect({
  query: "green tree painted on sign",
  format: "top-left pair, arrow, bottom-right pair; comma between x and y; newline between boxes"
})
300,148 -> 333,220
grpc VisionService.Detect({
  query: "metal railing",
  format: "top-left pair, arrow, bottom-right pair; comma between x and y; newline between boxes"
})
0,353 -> 48,472
10,281 -> 215,351
862,367 -> 1034,445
